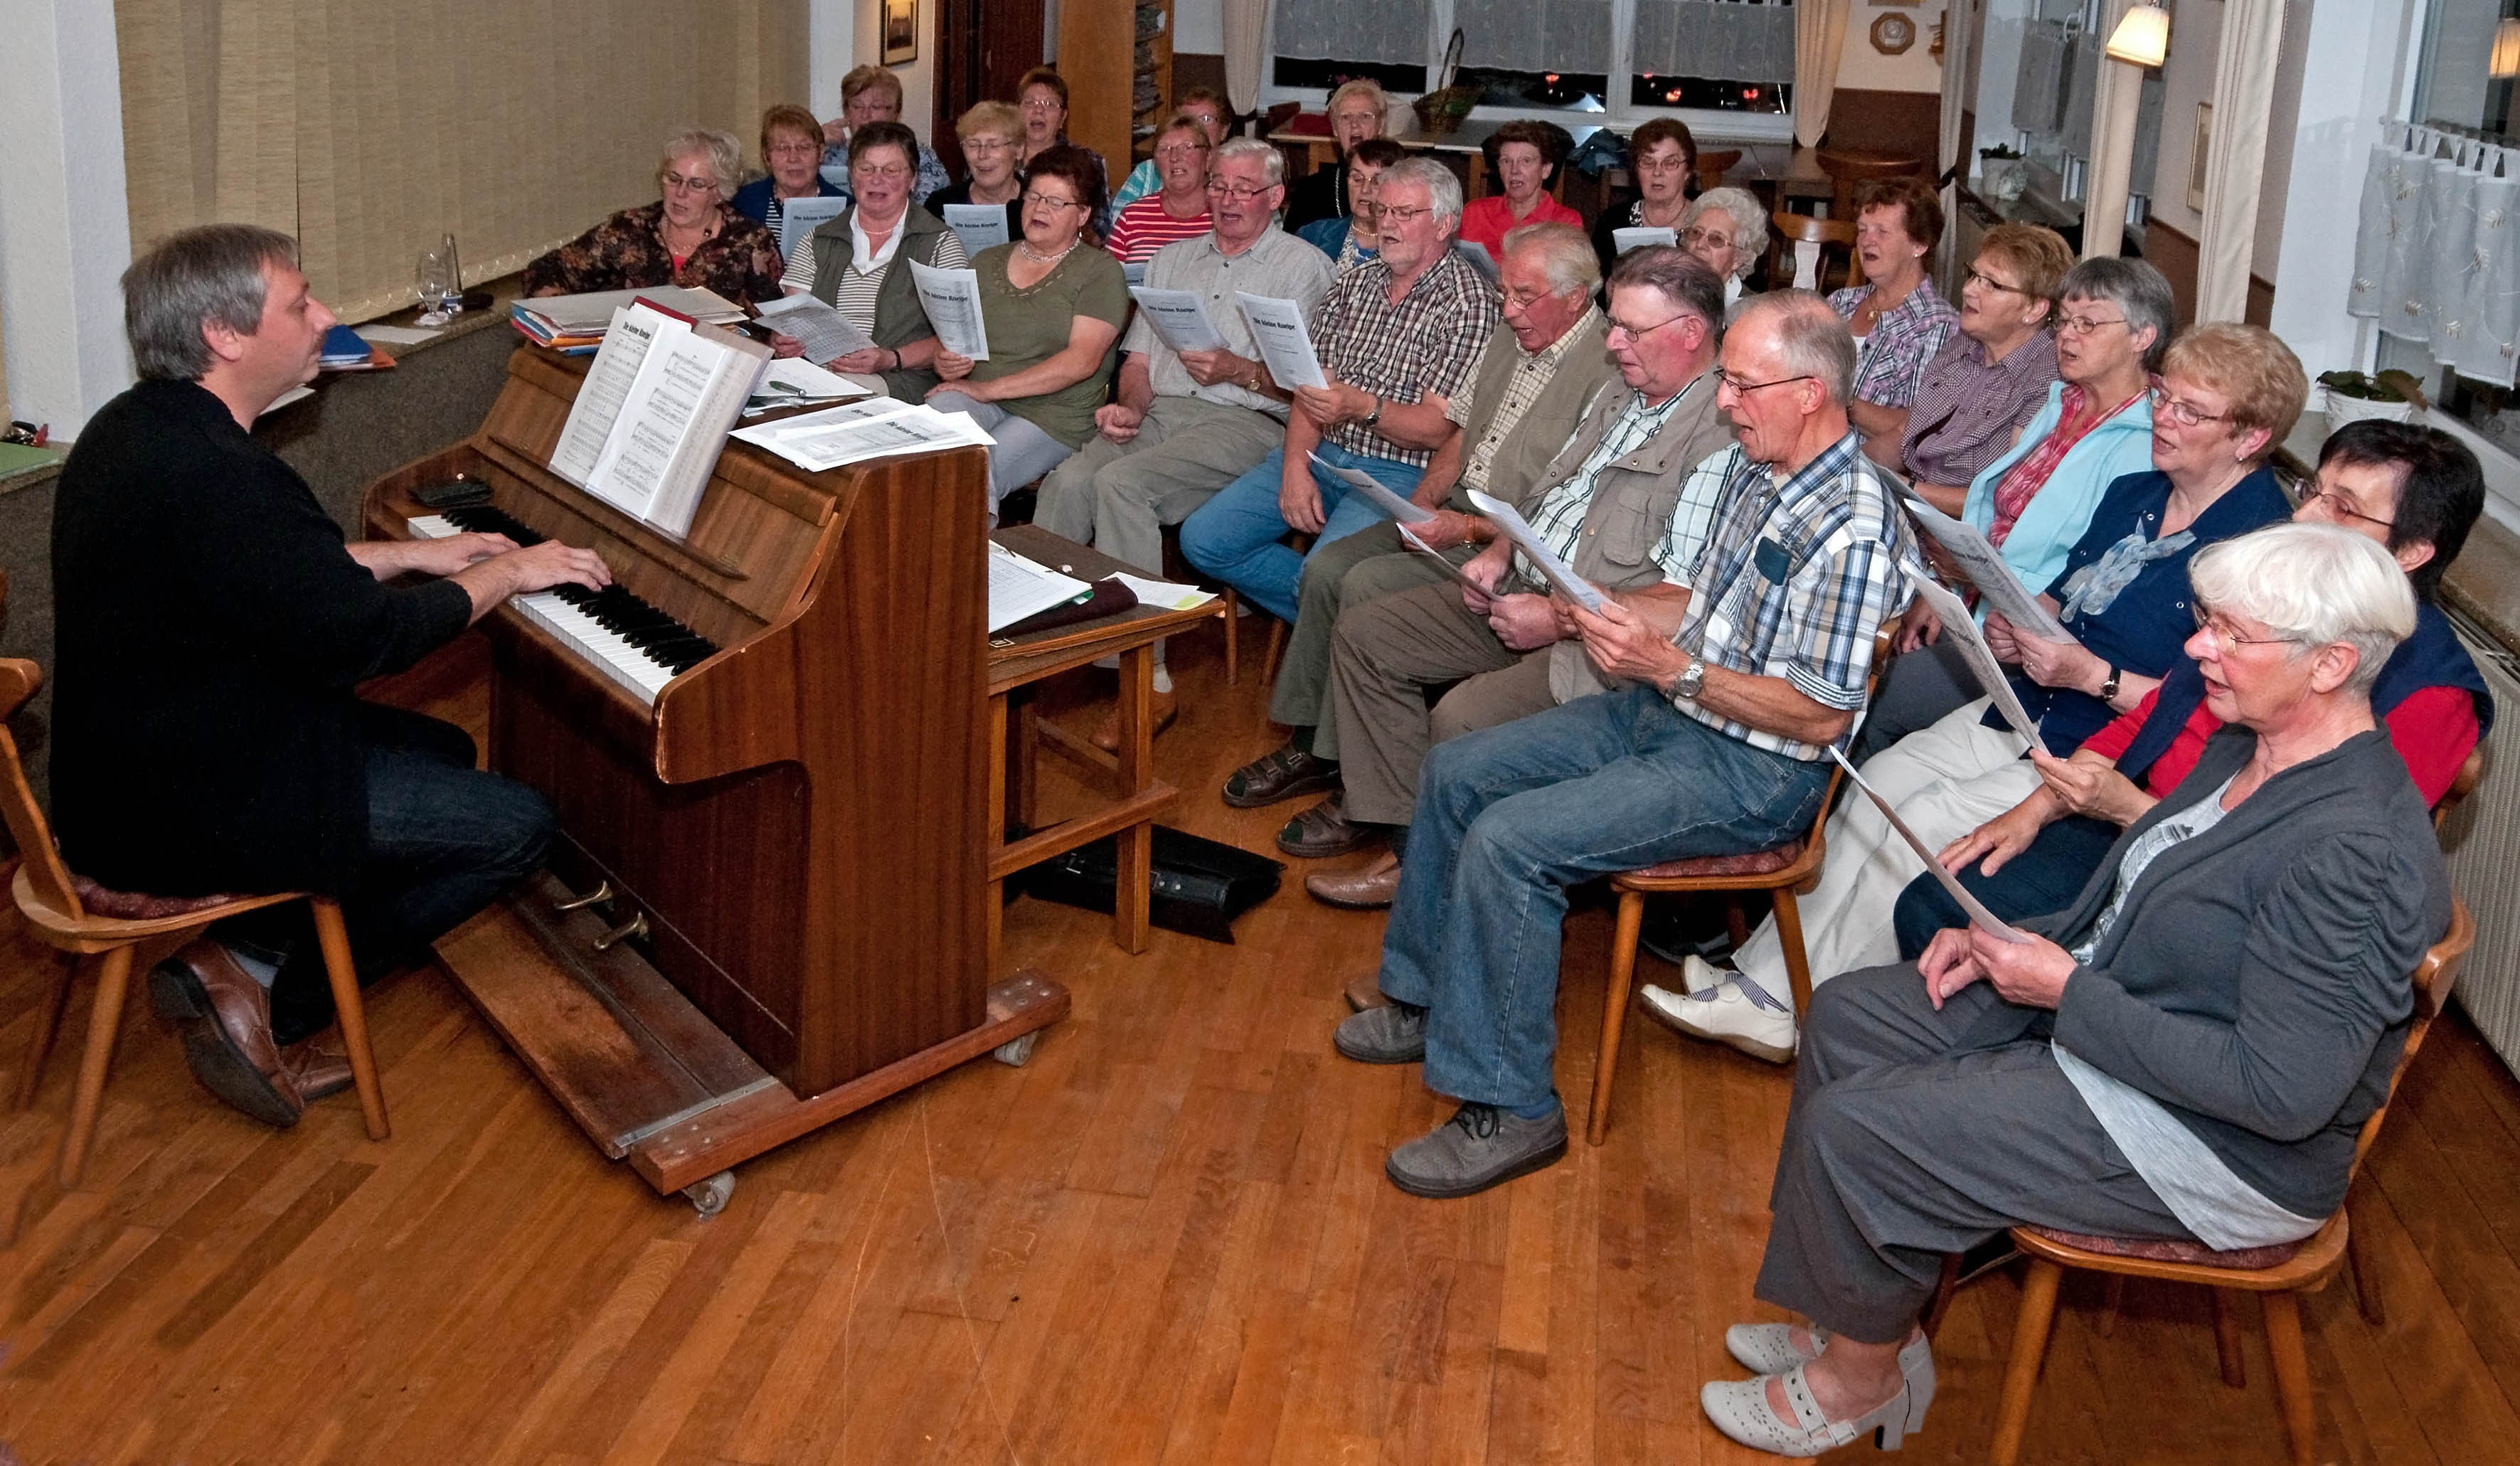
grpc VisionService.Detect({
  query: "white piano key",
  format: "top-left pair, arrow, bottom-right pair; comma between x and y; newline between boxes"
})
407,512 -> 683,706
407,514 -> 458,539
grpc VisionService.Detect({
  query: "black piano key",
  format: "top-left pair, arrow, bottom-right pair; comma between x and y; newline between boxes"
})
430,509 -> 721,673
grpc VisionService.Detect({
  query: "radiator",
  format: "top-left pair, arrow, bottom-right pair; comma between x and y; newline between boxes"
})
2442,609 -> 2520,1074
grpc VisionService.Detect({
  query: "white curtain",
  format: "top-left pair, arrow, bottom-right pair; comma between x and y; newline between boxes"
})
1272,0 -> 1432,63
2351,124 -> 2520,389
2192,0 -> 2285,322
1792,0 -> 1848,148
1459,0 -> 1613,70
1226,0 -> 1270,115
1632,0 -> 1796,85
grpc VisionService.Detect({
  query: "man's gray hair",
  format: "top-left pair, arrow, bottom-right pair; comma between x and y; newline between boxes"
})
2188,522 -> 2415,701
122,223 -> 301,383
1681,187 -> 1768,279
1605,246 -> 1725,340
1735,290 -> 1856,408
1501,221 -> 1601,297
659,126 -> 741,201
1213,136 -> 1285,188
2059,256 -> 2176,372
1379,157 -> 1463,231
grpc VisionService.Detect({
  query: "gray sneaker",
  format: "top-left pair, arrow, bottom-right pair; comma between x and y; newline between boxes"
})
1333,1002 -> 1426,1063
1385,1099 -> 1568,1199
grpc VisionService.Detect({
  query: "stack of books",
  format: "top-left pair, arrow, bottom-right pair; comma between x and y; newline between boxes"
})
317,324 -> 392,371
512,286 -> 748,354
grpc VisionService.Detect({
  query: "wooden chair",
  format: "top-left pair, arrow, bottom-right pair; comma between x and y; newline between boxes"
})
1984,898 -> 2474,1466
1815,145 -> 1926,221
0,659 -> 389,1185
1694,149 -> 1743,193
1586,624 -> 1897,1144
1767,211 -> 1859,293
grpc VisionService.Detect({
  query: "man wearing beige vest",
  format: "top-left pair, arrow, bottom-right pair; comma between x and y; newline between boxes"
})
1221,223 -> 1617,836
1302,249 -> 1741,908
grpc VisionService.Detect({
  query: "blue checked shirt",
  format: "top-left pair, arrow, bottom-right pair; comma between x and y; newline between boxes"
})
1829,278 -> 1958,410
1673,432 -> 1918,760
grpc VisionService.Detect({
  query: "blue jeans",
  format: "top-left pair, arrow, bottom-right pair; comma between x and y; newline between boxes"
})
1378,684 -> 1833,1110
1177,442 -> 1422,622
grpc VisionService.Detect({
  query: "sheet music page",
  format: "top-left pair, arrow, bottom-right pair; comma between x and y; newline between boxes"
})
750,404 -> 997,472
1128,287 -> 1227,352
751,292 -> 877,364
1397,526 -> 1487,591
1613,226 -> 1678,255
908,261 -> 991,360
940,203 -> 1010,253
731,395 -> 915,452
1908,578 -> 2053,756
584,329 -> 728,519
1233,293 -> 1329,389
1306,451 -> 1433,523
640,322 -> 770,536
745,356 -> 872,415
1829,748 -> 2032,943
1899,493 -> 2074,640
988,541 -> 1093,632
1465,488 -> 1605,612
552,304 -> 681,488
777,196 -> 849,260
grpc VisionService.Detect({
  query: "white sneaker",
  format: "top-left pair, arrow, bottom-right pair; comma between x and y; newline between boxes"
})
1639,971 -> 1798,1064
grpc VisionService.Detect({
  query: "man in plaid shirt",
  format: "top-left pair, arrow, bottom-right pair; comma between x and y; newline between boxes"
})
1181,158 -> 1500,625
1334,292 -> 1916,1199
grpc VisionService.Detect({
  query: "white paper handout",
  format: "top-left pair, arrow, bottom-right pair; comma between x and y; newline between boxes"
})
908,260 -> 991,360
1307,452 -> 1433,524
738,402 -> 996,473
1128,287 -> 1228,353
940,203 -> 1011,254
1829,748 -> 2031,943
1122,261 -> 1149,287
1465,487 -> 1605,612
1112,573 -> 1218,611
1397,526 -> 1489,592
1909,578 -> 2053,758
355,323 -> 441,345
989,541 -> 1092,632
777,196 -> 850,262
750,292 -> 877,365
1612,226 -> 1679,255
1899,493 -> 2073,641
1233,293 -> 1329,390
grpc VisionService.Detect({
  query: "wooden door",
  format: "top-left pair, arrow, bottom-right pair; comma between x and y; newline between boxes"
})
932,0 -> 1047,180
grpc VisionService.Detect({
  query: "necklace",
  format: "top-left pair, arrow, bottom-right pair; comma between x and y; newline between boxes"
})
1019,235 -> 1080,267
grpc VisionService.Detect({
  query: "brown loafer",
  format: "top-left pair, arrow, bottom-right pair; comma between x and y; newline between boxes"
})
1344,972 -> 1391,1011
1091,688 -> 1179,753
281,1037 -> 356,1103
149,940 -> 303,1127
1276,792 -> 1385,859
1222,745 -> 1340,809
1307,851 -> 1404,909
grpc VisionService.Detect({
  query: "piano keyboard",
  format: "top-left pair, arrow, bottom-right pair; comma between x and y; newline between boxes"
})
408,507 -> 721,705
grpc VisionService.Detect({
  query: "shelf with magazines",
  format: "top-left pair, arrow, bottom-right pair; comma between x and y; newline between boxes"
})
1062,0 -> 1173,174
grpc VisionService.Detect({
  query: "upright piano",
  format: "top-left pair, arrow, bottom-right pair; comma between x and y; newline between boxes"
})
363,347 -> 1066,1211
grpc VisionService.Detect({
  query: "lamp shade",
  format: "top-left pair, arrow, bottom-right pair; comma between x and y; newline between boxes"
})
2495,16 -> 2520,79
2105,1 -> 2171,67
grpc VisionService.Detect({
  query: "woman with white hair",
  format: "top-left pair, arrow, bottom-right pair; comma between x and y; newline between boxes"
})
1675,186 -> 1767,309
1699,521 -> 2452,1456
523,127 -> 785,303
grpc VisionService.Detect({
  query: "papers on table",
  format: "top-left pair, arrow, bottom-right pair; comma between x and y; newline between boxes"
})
352,323 -> 441,346
729,395 -> 996,473
1829,748 -> 2031,944
259,384 -> 315,417
1234,292 -> 1327,390
940,203 -> 1011,254
1307,452 -> 1433,525
745,356 -> 872,415
777,196 -> 849,262
512,286 -> 746,349
1612,226 -> 1679,255
1898,493 -> 2073,641
1112,573 -> 1218,611
989,541 -> 1092,632
1452,240 -> 1501,282
1127,287 -> 1228,354
908,260 -> 991,360
750,291 -> 877,364
1466,488 -> 1605,612
1909,578 -> 2053,758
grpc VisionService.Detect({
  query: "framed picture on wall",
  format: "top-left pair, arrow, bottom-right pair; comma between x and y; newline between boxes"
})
2188,104 -> 2212,214
883,0 -> 918,65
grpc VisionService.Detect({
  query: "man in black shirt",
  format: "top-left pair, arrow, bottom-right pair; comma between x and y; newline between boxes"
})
50,224 -> 610,1127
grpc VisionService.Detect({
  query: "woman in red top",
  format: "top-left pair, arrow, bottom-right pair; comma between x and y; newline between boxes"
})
1456,121 -> 1581,264
1898,419 -> 2493,955
1105,113 -> 1214,264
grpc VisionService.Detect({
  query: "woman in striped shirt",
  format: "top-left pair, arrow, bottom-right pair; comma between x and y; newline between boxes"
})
1105,114 -> 1216,265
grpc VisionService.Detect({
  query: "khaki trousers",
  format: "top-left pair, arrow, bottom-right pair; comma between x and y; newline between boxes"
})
1325,580 -> 1561,827
1267,522 -> 1472,732
1033,395 -> 1285,575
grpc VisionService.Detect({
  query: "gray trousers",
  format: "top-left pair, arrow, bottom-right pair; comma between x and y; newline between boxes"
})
1848,634 -> 1978,765
926,392 -> 1078,518
1755,962 -> 2189,1343
1268,522 -> 1472,732
1326,580 -> 1558,826
1032,395 -> 1285,575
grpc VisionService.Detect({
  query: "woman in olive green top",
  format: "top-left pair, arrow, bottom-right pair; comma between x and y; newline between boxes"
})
930,145 -> 1129,520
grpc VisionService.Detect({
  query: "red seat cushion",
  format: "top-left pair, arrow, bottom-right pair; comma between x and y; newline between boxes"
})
71,875 -> 243,922
1623,839 -> 1807,882
2022,1224 -> 2305,1272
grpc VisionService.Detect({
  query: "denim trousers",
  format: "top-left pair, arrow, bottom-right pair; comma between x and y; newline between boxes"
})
1376,684 -> 1833,1110
1177,441 -> 1423,623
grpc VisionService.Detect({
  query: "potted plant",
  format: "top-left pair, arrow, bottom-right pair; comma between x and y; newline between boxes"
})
1979,144 -> 2026,202
2317,368 -> 2430,427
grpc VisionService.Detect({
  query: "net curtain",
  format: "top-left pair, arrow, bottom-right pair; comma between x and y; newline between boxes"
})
2351,123 -> 2520,391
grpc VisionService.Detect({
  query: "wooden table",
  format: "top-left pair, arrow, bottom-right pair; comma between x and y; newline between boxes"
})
985,524 -> 1228,962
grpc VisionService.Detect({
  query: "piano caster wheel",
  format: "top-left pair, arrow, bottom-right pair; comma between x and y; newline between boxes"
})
993,1033 -> 1041,1068
683,1170 -> 735,1218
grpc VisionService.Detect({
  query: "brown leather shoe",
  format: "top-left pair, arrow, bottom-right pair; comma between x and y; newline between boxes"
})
280,1037 -> 356,1103
1221,745 -> 1340,809
1277,792 -> 1385,859
1307,851 -> 1403,909
148,940 -> 303,1127
1344,972 -> 1391,1011
1091,688 -> 1179,753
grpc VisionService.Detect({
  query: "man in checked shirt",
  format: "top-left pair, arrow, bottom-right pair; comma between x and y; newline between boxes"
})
1334,292 -> 1917,1199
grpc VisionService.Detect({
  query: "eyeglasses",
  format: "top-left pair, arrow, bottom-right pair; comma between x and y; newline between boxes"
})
2056,312 -> 2127,336
1963,267 -> 2029,297
1204,181 -> 1274,201
1681,226 -> 1734,250
2148,386 -> 2232,427
1608,313 -> 1696,342
854,164 -> 912,183
1020,97 -> 1063,112
1022,190 -> 1088,211
962,137 -> 1013,154
660,170 -> 721,194
1156,142 -> 1211,159
2192,606 -> 2302,649
1636,153 -> 1692,171
1716,370 -> 1814,395
767,141 -> 822,159
1376,203 -> 1435,225
2297,484 -> 2397,531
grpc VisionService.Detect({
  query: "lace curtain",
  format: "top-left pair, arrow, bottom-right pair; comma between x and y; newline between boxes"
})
1458,0 -> 1615,72
2351,123 -> 2520,390
1632,0 -> 1796,84
1272,0 -> 1435,64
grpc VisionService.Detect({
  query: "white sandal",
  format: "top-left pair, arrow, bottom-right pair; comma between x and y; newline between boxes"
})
1700,1361 -> 1925,1457
1725,1324 -> 1936,1419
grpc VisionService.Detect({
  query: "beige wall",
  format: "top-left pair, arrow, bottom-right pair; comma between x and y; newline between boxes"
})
1839,0 -> 1948,95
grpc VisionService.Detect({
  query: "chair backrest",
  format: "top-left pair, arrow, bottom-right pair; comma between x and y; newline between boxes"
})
1816,147 -> 1926,222
1805,622 -> 1904,844
0,659 -> 83,920
2347,896 -> 2475,1175
1768,211 -> 1858,292
1695,149 -> 1743,193
2433,745 -> 2487,834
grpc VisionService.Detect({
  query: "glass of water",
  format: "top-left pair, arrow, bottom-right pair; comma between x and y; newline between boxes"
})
437,233 -> 464,314
415,248 -> 452,326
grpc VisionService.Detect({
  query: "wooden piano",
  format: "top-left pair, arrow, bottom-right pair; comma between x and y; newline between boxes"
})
363,347 -> 1066,1213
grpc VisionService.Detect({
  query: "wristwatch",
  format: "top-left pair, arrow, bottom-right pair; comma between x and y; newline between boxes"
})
2098,664 -> 2122,703
1362,397 -> 1383,429
1671,654 -> 1708,702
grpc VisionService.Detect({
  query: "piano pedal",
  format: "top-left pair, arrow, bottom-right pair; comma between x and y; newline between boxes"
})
593,910 -> 649,952
552,881 -> 612,913
682,1169 -> 735,1218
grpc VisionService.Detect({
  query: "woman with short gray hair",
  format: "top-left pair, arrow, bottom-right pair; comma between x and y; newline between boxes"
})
1699,520 -> 2447,1458
523,126 -> 784,302
1677,186 -> 1767,307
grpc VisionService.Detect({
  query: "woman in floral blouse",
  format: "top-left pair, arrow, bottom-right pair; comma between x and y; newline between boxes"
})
523,127 -> 785,304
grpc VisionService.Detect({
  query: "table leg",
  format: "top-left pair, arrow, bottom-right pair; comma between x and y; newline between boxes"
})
989,693 -> 1009,970
1014,693 -> 1039,832
1113,644 -> 1154,954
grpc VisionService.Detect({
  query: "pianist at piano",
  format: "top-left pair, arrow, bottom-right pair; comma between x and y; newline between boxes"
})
46,223 -> 615,1127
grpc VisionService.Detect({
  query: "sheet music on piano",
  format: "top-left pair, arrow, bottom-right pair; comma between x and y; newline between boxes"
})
548,299 -> 771,536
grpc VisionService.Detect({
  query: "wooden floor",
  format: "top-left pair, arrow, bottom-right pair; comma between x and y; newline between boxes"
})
6,623 -> 2520,1465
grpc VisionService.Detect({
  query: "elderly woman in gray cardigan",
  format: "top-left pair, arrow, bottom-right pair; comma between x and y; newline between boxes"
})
1697,521 -> 2452,1458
